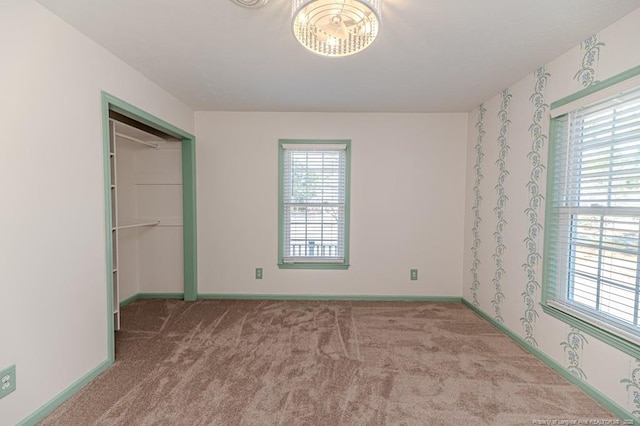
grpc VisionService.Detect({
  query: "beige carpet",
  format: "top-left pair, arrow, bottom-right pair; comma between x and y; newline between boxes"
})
40,299 -> 617,425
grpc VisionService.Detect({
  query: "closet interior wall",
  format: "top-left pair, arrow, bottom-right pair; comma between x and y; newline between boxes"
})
112,120 -> 184,329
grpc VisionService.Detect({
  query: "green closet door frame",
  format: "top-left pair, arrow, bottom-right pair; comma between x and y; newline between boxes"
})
101,92 -> 197,362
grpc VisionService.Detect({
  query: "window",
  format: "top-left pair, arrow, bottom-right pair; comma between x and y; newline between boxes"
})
544,82 -> 640,348
278,140 -> 350,269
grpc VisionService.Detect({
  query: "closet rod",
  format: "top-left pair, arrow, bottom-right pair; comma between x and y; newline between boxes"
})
118,221 -> 160,230
115,132 -> 160,149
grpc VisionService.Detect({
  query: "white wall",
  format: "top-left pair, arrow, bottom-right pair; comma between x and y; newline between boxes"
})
195,112 -> 468,297
0,2 -> 193,424
462,7 -> 640,419
135,142 -> 184,295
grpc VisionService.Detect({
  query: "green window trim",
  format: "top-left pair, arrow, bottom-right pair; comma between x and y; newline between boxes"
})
542,65 -> 640,361
278,263 -> 351,270
278,139 -> 351,270
550,64 -> 640,111
540,303 -> 640,360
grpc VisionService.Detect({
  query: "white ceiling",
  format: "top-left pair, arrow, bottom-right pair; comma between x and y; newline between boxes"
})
37,0 -> 640,113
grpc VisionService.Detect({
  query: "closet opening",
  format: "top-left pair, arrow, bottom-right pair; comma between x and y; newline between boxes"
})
102,92 -> 197,362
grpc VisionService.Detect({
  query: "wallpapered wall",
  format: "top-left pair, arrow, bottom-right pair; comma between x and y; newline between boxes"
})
462,7 -> 640,418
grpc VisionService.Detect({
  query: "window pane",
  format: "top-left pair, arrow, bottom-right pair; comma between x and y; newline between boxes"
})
568,214 -> 639,326
600,283 -> 635,324
570,274 -> 597,309
286,151 -> 344,204
285,205 -> 344,257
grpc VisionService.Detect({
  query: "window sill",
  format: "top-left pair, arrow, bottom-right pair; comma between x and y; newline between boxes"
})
278,263 -> 350,270
540,302 -> 640,360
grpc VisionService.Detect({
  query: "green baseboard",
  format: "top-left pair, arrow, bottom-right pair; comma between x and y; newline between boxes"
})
461,299 -> 636,424
122,292 -> 462,304
120,293 -> 185,307
119,294 -> 140,307
197,293 -> 462,302
17,360 -> 111,426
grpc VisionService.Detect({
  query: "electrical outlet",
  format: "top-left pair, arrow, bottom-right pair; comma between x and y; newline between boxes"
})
410,269 -> 418,281
255,267 -> 263,280
0,365 -> 16,399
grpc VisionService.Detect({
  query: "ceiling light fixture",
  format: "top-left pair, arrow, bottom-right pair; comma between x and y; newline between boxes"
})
292,0 -> 381,57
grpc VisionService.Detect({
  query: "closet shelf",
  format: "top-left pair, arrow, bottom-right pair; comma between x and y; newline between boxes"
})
117,221 -> 160,230
115,132 -> 160,150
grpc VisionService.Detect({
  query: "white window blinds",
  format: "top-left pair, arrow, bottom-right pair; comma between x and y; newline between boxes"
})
546,85 -> 640,342
281,144 -> 347,263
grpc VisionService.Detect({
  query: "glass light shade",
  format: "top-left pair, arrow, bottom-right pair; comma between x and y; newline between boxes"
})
292,0 -> 381,57
230,0 -> 269,7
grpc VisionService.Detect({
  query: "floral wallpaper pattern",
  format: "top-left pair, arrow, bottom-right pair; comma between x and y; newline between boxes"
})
621,359 -> 640,417
562,31 -> 602,387
574,34 -> 605,88
470,105 -> 487,307
561,327 -> 588,380
491,89 -> 511,324
520,67 -> 549,347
